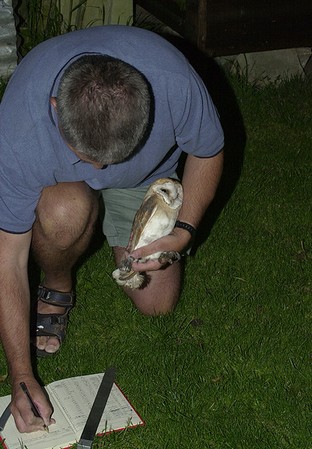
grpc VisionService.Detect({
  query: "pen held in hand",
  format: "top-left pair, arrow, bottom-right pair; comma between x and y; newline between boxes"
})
0,403 -> 11,431
19,382 -> 49,432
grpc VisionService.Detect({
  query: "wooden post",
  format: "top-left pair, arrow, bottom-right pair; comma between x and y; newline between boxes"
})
197,0 -> 207,49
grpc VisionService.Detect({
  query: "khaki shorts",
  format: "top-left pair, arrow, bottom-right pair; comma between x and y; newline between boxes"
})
101,185 -> 149,248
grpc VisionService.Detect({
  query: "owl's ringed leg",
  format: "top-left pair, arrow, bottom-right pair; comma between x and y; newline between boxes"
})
118,255 -> 135,272
158,251 -> 181,266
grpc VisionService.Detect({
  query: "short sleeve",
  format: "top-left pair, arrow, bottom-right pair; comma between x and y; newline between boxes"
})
0,137 -> 40,233
175,65 -> 224,157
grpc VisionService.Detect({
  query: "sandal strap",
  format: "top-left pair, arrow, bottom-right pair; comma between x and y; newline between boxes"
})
38,285 -> 75,308
37,313 -> 68,328
36,313 -> 68,344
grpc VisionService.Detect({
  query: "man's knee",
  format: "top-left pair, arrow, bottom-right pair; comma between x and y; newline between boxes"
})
34,182 -> 99,248
113,250 -> 182,316
130,288 -> 180,316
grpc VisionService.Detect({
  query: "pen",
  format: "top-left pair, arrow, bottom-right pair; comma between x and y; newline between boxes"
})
0,403 -> 11,431
20,382 -> 49,432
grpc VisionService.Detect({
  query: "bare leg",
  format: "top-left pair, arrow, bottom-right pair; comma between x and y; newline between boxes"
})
113,247 -> 182,316
31,182 -> 99,353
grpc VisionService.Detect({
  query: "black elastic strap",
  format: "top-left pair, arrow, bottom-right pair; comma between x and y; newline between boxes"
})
174,220 -> 196,238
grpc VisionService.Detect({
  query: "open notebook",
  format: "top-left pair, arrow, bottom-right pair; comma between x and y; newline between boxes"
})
0,373 -> 144,449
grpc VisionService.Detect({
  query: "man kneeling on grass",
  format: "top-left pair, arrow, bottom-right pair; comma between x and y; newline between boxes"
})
0,25 -> 224,432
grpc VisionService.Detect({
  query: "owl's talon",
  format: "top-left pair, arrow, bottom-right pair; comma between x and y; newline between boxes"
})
118,256 -> 134,272
112,268 -> 145,289
158,251 -> 181,265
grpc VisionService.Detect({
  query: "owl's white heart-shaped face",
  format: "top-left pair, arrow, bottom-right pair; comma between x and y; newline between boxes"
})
150,178 -> 183,208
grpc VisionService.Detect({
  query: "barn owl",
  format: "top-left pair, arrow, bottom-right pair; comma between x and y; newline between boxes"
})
112,178 -> 183,289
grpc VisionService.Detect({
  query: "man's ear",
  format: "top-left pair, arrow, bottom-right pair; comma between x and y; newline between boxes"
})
50,97 -> 57,110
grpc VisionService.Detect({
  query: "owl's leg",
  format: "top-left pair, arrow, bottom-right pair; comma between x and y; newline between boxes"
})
158,251 -> 181,265
119,255 -> 149,270
112,256 -> 145,289
118,255 -> 135,272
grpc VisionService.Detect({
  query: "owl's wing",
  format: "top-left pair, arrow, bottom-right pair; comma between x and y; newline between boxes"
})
128,195 -> 159,251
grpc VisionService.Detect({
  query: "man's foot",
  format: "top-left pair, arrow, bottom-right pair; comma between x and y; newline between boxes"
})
34,285 -> 75,357
36,301 -> 66,354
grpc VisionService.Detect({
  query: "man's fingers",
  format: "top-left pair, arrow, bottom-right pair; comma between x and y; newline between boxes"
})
131,259 -> 163,272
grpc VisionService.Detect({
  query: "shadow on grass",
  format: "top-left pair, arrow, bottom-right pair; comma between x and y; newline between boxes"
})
166,35 -> 246,251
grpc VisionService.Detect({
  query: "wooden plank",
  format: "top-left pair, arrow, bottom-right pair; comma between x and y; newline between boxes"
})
135,0 -> 312,56
203,0 -> 312,55
135,0 -> 185,34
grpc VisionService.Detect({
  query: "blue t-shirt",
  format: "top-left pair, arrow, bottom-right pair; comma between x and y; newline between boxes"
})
0,25 -> 224,233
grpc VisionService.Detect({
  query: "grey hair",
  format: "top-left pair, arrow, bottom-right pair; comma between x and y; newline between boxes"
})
56,54 -> 153,164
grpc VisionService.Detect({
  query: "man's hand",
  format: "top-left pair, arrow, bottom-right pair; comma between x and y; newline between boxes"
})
10,375 -> 55,433
129,226 -> 192,272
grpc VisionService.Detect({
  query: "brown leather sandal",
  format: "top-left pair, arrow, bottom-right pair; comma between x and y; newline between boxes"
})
35,285 -> 75,357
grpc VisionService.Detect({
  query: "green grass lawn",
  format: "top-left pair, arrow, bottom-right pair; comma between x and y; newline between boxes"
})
0,67 -> 311,448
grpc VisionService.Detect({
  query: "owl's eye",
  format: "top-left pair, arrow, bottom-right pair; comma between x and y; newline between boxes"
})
160,188 -> 169,195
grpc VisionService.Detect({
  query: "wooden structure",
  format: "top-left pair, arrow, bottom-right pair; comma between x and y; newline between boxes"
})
135,0 -> 312,56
